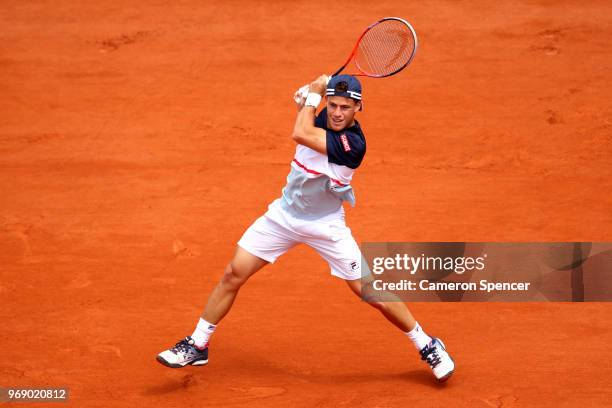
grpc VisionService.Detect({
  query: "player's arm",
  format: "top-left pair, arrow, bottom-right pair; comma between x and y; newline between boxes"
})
291,75 -> 328,154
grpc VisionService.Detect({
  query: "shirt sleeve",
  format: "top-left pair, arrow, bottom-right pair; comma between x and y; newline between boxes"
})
314,108 -> 328,129
326,129 -> 366,169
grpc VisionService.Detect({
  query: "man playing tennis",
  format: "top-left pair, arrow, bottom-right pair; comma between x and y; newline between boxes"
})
157,74 -> 455,382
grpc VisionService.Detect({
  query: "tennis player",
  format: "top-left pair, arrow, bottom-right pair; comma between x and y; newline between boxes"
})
156,74 -> 455,382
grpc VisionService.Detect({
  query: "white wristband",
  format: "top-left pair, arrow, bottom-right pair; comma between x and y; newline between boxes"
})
304,92 -> 322,108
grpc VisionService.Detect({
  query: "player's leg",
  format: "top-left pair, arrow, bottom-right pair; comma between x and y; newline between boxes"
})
306,219 -> 455,382
157,208 -> 297,368
345,276 -> 432,351
156,247 -> 268,369
201,246 -> 269,324
345,276 -> 415,332
346,277 -> 454,382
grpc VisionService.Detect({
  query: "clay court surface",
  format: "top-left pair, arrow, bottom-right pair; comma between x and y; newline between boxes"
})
1,1 -> 611,406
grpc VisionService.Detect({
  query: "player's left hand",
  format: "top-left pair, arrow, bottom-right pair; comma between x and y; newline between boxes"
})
309,75 -> 329,96
293,84 -> 309,106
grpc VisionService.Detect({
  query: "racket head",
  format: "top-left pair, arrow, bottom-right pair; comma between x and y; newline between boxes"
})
333,17 -> 418,78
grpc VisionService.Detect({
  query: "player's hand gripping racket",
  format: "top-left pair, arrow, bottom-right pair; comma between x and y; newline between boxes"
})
294,17 -> 418,103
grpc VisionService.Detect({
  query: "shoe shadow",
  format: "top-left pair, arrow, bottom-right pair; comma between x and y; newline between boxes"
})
395,369 -> 454,389
142,372 -> 201,396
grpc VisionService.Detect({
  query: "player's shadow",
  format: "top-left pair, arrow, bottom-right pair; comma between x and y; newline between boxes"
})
143,357 -> 447,397
236,352 -> 448,389
306,369 -> 449,390
142,370 -> 444,398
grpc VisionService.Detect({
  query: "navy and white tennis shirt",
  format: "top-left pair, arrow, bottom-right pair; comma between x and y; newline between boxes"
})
279,107 -> 367,220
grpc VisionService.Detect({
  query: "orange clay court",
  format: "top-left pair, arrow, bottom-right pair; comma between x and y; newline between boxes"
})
1,1 -> 611,407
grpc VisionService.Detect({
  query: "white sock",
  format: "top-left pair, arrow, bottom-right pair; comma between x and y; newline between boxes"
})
191,318 -> 217,348
405,322 -> 432,351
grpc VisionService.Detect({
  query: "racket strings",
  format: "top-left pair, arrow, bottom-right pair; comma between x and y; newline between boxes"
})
355,19 -> 416,77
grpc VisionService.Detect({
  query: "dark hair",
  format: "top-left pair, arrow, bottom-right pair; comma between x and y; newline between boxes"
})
334,81 -> 349,93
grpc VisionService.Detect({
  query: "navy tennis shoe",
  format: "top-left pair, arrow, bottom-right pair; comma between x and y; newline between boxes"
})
420,337 -> 455,382
156,336 -> 208,368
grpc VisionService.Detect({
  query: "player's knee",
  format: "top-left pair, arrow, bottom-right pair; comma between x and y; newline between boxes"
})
221,263 -> 247,291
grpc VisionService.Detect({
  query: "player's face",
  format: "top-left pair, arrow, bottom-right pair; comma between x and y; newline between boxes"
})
326,96 -> 360,131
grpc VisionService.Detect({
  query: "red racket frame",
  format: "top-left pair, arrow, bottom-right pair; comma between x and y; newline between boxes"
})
331,17 -> 418,78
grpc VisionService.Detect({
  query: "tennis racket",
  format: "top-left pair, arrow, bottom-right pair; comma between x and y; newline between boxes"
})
331,17 -> 418,78
294,17 -> 417,103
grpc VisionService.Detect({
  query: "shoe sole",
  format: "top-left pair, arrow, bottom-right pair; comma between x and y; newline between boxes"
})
437,369 -> 454,383
156,356 -> 208,368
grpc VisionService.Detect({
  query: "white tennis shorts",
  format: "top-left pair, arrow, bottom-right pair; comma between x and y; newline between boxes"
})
238,199 -> 362,280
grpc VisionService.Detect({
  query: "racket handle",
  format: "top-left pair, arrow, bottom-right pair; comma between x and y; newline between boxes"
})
330,67 -> 344,77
